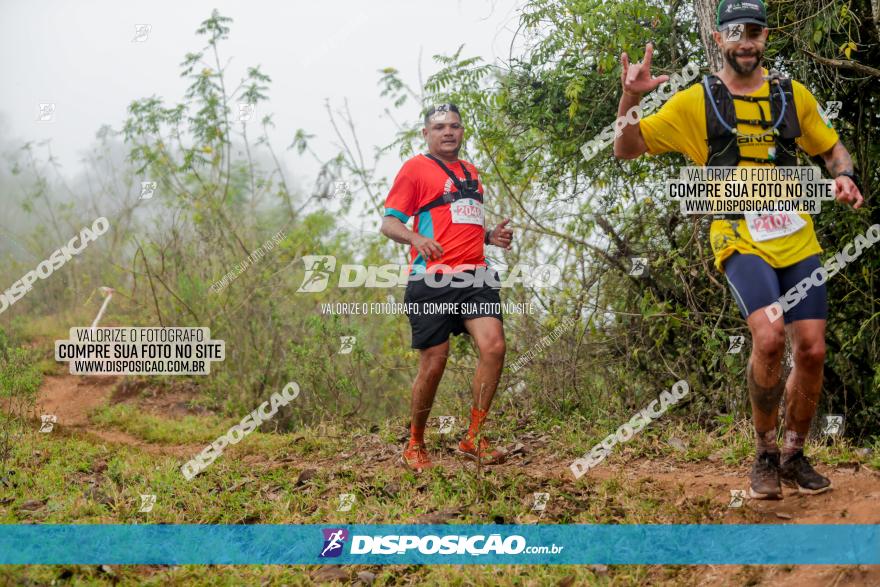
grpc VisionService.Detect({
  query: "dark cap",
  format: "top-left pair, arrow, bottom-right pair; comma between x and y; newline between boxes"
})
716,0 -> 767,29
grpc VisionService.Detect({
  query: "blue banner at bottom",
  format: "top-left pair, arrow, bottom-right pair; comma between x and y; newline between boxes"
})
0,524 -> 877,565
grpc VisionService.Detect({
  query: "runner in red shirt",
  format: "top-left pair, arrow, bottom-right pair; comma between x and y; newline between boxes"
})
381,103 -> 514,471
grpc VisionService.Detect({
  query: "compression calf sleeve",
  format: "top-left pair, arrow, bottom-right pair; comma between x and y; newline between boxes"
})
782,429 -> 807,463
409,425 -> 425,447
755,428 -> 779,455
467,406 -> 489,439
747,360 -> 786,418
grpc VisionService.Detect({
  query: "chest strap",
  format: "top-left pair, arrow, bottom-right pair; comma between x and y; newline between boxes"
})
415,154 -> 483,215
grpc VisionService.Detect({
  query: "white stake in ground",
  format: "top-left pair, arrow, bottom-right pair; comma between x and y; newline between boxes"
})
90,287 -> 114,329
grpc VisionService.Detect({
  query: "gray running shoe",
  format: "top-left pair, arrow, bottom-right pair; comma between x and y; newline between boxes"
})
749,451 -> 782,499
781,450 -> 832,495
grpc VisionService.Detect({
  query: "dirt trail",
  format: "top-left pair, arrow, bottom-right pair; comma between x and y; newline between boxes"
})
36,372 -> 203,457
36,374 -> 117,427
582,456 -> 880,525
33,372 -> 880,586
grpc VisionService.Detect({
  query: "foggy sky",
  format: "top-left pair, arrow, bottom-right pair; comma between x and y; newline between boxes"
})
1,0 -> 524,234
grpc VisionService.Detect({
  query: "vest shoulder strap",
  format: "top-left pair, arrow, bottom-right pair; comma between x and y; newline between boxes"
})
703,74 -> 736,139
415,154 -> 483,215
768,75 -> 801,139
415,190 -> 483,216
423,153 -> 473,191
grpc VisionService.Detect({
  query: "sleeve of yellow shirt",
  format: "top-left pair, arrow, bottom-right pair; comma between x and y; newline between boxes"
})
792,81 -> 839,156
639,84 -> 708,165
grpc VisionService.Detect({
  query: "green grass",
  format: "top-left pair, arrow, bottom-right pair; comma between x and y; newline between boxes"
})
90,404 -> 232,445
2,339 -> 877,585
0,420 -> 704,585
0,347 -> 42,400
15,411 -> 870,528
3,411 -> 874,585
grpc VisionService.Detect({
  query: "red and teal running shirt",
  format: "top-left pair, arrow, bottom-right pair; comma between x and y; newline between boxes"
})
384,154 -> 486,274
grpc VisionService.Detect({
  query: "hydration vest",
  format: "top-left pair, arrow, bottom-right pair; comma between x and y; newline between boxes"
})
415,154 -> 483,215
702,70 -> 802,167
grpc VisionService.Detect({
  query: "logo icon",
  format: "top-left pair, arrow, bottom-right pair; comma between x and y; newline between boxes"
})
37,103 -> 56,122
132,24 -> 152,43
138,494 -> 156,512
629,257 -> 648,277
822,414 -> 844,436
430,104 -> 450,122
727,335 -> 745,354
532,492 -> 549,511
338,336 -> 356,354
140,181 -> 157,200
522,26 -> 540,45
525,264 -> 562,288
333,181 -> 350,198
39,414 -> 57,433
728,489 -> 746,508
297,255 -> 336,293
238,103 -> 256,122
320,528 -> 348,558
725,23 -> 743,42
819,101 -> 842,126
438,416 -> 455,434
337,493 -> 356,512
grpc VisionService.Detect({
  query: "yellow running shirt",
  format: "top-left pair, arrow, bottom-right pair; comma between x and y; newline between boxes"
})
639,68 -> 839,271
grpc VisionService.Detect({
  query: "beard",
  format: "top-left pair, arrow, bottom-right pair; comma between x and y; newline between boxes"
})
723,47 -> 763,75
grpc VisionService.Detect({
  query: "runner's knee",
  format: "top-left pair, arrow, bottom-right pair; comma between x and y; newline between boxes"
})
419,344 -> 449,375
478,337 -> 506,361
793,339 -> 825,370
751,324 -> 785,361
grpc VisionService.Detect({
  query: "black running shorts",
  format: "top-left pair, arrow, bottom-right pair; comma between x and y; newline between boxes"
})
403,269 -> 503,349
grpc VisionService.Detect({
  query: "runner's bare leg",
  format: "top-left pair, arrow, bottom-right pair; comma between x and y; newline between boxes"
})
783,319 -> 826,458
746,307 -> 786,450
463,316 -> 506,412
410,341 -> 450,434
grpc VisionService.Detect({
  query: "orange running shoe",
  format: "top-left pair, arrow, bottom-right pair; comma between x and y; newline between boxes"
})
457,436 -> 506,465
400,443 -> 433,472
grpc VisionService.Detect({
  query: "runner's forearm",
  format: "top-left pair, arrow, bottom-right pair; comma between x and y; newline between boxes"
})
821,141 -> 854,176
380,216 -> 417,245
613,92 -> 648,159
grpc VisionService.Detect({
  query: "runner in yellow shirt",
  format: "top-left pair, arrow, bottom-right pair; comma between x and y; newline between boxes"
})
613,0 -> 864,499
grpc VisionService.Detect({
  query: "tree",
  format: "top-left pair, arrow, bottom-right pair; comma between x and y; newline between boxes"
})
694,0 -> 722,71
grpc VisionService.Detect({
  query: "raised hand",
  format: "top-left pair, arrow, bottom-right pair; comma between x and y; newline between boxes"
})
620,43 -> 670,97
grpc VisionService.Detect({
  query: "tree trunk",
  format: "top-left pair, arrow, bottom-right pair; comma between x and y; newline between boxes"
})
873,0 -> 880,42
694,0 -> 722,72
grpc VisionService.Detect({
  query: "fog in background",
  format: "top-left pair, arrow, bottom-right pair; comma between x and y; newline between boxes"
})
0,0 -> 524,243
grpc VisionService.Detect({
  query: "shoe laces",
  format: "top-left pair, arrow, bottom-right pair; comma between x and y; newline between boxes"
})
783,450 -> 812,471
408,443 -> 429,463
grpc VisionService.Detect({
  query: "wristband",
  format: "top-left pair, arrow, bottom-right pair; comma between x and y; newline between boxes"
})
623,89 -> 642,98
484,229 -> 492,245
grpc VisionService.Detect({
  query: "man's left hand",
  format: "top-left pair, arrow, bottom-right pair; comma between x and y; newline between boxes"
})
488,218 -> 514,249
